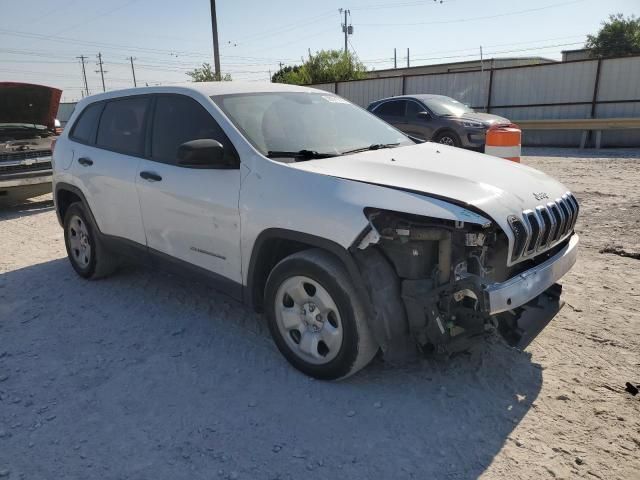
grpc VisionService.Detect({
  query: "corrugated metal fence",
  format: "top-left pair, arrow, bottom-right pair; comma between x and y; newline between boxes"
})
310,55 -> 640,147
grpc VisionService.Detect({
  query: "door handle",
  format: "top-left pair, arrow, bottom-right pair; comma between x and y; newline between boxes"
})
78,157 -> 93,166
140,171 -> 162,182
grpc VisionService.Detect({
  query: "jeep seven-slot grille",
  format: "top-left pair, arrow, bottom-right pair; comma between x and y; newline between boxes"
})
510,192 -> 579,262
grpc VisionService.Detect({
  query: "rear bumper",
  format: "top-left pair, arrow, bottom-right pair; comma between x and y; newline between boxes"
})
485,234 -> 579,315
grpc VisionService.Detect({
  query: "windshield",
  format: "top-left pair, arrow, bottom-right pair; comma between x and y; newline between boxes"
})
211,92 -> 412,158
421,96 -> 475,117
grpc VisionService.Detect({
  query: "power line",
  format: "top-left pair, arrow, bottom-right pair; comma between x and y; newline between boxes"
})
357,0 -> 586,26
361,34 -> 588,62
47,0 -> 141,37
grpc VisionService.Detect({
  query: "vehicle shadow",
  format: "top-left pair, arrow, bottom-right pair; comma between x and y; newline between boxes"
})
0,196 -> 54,220
0,258 -> 542,480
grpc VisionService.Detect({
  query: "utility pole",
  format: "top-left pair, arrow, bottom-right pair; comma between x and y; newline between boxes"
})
95,52 -> 106,92
76,55 -> 89,97
209,0 -> 221,80
407,48 -> 410,68
128,56 -> 137,87
394,48 -> 397,69
480,46 -> 484,72
339,8 -> 352,54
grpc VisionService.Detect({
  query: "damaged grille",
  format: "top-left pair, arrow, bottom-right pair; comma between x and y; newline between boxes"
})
510,192 -> 579,262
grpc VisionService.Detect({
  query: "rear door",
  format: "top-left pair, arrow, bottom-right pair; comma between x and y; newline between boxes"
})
135,94 -> 242,283
69,96 -> 149,245
372,99 -> 408,133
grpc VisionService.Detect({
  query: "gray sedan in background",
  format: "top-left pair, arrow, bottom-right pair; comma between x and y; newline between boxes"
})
367,94 -> 511,150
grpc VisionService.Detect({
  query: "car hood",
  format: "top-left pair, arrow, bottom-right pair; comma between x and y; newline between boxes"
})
288,142 -> 570,230
454,112 -> 511,126
0,82 -> 62,130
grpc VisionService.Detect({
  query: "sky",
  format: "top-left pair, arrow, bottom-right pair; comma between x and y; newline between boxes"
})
1,0 -> 638,101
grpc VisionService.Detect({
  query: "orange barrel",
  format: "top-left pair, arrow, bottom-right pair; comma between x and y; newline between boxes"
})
485,124 -> 521,162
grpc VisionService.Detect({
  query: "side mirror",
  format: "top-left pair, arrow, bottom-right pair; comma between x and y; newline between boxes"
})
177,139 -> 235,169
417,111 -> 432,120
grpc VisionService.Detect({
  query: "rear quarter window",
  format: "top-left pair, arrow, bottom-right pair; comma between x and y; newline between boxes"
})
70,102 -> 103,144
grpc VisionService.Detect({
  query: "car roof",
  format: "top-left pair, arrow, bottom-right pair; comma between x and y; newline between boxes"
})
74,81 -> 326,108
369,94 -> 452,106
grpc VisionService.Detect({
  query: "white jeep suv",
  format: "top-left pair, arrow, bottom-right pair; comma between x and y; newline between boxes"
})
52,83 -> 579,380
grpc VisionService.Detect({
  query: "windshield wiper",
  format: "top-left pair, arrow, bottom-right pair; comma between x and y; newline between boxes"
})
340,143 -> 400,155
266,149 -> 337,161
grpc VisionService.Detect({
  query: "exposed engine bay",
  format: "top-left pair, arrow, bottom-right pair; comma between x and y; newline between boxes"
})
353,208 -> 568,359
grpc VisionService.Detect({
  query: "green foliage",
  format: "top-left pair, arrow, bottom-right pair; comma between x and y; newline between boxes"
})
586,14 -> 640,57
272,49 -> 367,85
271,65 -> 304,84
186,63 -> 232,82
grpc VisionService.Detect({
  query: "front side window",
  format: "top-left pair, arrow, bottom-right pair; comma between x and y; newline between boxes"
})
212,92 -> 411,157
70,102 -> 103,144
96,97 -> 149,155
421,96 -> 474,117
375,100 -> 406,117
151,95 -> 236,166
406,101 -> 425,117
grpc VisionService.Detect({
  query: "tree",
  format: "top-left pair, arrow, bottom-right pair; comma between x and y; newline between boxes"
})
272,49 -> 367,85
586,14 -> 640,58
271,65 -> 304,84
186,63 -> 232,82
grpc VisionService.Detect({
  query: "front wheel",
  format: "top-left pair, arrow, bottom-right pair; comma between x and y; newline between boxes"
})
433,131 -> 462,148
265,249 -> 378,380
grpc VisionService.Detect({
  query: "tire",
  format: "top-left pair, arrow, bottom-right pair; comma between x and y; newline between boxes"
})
63,202 -> 118,279
264,249 -> 378,380
433,131 -> 461,148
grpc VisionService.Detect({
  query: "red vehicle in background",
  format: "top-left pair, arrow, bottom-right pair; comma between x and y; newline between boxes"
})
0,82 -> 62,203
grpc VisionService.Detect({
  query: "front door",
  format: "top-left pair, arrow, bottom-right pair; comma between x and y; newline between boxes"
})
135,94 -> 242,284
403,100 -> 435,141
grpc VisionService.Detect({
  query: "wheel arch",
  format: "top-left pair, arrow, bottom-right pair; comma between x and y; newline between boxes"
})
244,228 -> 369,314
432,127 -> 461,142
54,182 -> 94,228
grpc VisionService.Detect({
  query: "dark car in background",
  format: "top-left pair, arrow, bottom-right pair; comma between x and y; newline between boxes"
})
367,94 -> 511,150
0,82 -> 61,203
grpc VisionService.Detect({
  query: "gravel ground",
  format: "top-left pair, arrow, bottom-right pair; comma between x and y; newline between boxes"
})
0,148 -> 638,480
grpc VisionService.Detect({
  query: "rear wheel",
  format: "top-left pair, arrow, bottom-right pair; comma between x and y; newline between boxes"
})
265,249 -> 378,380
434,131 -> 461,148
63,202 -> 118,279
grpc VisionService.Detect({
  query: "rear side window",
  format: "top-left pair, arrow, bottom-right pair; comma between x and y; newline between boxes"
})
70,103 -> 103,144
150,95 -> 237,166
375,100 -> 406,117
96,97 -> 149,155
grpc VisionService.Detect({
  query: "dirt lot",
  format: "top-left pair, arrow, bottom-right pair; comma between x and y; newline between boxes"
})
0,148 -> 638,480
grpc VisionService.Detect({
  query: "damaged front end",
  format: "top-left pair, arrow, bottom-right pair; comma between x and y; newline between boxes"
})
352,208 -> 571,359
